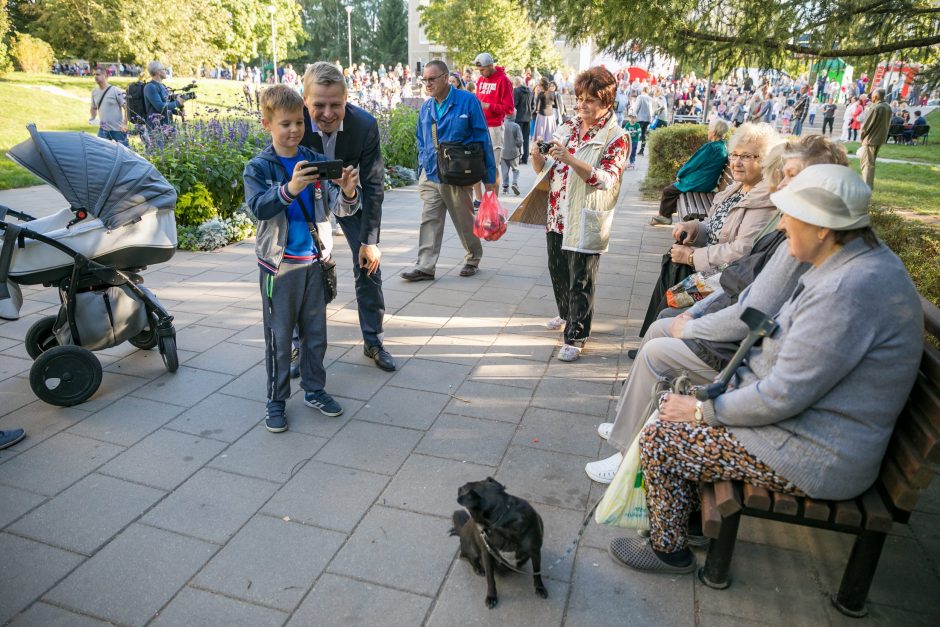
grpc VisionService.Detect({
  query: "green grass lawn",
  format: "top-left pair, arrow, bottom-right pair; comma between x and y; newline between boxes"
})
844,109 -> 940,165
848,161 -> 940,217
0,72 -> 252,190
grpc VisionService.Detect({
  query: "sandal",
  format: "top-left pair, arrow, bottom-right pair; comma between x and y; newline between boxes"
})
557,344 -> 582,362
608,537 -> 696,574
546,316 -> 564,330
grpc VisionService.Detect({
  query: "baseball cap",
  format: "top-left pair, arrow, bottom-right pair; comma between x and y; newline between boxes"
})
769,164 -> 871,230
474,53 -> 495,67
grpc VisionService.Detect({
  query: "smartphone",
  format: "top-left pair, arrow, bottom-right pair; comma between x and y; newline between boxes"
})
301,159 -> 344,180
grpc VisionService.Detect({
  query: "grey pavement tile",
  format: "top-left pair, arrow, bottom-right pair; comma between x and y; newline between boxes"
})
473,286 -> 534,306
564,546 -> 695,627
142,468 -> 277,544
132,366 -> 233,407
381,454 -> 495,517
513,407 -> 605,459
289,574 -> 431,627
417,413 -> 515,467
381,317 -> 439,346
323,359 -> 396,401
495,445 -> 594,511
283,393 -> 359,438
328,506 -> 456,596
9,602 -> 112,626
71,371 -> 151,414
0,376 -> 44,417
395,302 -> 459,325
171,295 -> 242,316
353,385 -> 450,430
0,433 -> 124,496
486,332 -> 558,363
387,357 -> 473,396
0,483 -> 45,528
413,335 -> 489,367
0,401 -> 91,453
534,503 -> 595,584
100,428 -> 227,490
314,420 -> 421,475
0,313 -> 46,341
10,473 -> 164,555
455,298 -> 518,319
470,356 -> 547,390
165,392 -> 265,442
67,397 -> 184,447
225,322 -> 265,348
427,559 -> 568,625
530,377 -> 616,418
0,352 -> 31,380
194,305 -> 263,330
46,524 -> 216,626
262,460 -> 388,532
209,426 -> 326,483
103,347 -> 193,379
446,379 -> 532,423
193,515 -> 345,612
183,341 -> 263,375
151,587 -> 288,627
323,321 -> 370,345
0,534 -> 85,624
825,601 -> 940,627
218,362 -> 267,401
413,286 -> 474,308
914,475 -> 940,515
173,324 -> 238,352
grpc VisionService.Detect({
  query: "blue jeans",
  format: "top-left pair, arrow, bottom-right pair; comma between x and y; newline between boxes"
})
97,129 -> 129,147
791,118 -> 803,136
629,136 -> 638,164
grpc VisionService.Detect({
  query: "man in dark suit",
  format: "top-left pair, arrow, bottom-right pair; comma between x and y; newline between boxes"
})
512,76 -> 533,164
300,61 -> 395,372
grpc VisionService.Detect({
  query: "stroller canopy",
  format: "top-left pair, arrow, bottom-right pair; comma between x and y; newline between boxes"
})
7,124 -> 176,230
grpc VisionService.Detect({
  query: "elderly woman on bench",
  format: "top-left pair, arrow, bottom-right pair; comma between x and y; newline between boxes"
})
607,165 -> 923,574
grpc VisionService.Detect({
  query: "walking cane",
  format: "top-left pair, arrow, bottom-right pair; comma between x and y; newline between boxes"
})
695,307 -> 778,401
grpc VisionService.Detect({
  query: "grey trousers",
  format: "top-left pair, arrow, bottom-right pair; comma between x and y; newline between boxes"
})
607,318 -> 717,452
260,262 -> 327,402
859,142 -> 880,189
416,172 -> 482,273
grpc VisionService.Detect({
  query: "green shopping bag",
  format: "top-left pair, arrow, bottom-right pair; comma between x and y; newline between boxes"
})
594,428 -> 650,530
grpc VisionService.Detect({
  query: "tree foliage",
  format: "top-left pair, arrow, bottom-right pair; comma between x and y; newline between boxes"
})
525,0 -> 940,73
419,0 -> 562,71
0,4 -> 12,74
371,0 -> 408,66
11,33 -> 55,73
297,0 -> 408,67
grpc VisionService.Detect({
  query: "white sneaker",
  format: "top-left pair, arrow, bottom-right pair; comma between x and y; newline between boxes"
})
585,452 -> 623,484
597,423 -> 614,440
546,316 -> 563,330
557,344 -> 582,362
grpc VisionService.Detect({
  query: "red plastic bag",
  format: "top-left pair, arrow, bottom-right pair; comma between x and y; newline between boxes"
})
473,191 -> 508,241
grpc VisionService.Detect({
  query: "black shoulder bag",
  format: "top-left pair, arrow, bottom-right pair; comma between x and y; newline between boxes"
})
295,190 -> 338,304
431,120 -> 485,186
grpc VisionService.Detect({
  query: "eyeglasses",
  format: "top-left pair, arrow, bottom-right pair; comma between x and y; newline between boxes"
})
729,153 -> 760,163
419,74 -> 445,84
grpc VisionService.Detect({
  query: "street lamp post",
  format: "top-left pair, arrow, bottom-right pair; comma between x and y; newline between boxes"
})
268,4 -> 278,84
345,6 -> 353,70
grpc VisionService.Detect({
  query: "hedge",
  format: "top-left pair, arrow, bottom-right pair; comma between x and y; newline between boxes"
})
640,123 -> 710,197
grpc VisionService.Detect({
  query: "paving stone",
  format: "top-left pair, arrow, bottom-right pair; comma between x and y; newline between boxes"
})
387,357 -> 472,396
0,534 -> 85,624
0,483 -> 45,528
289,574 -> 431,627
165,393 -> 265,442
10,473 -> 164,555
184,341 -> 263,376
152,587 -> 288,627
132,366 -> 233,407
445,379 -> 532,423
46,524 -> 215,626
487,332 -> 558,363
413,286 -> 474,308
102,347 -> 193,379
100,429 -> 227,490
0,401 -> 90,453
9,602 -> 112,626
262,460 -> 388,532
67,397 -> 184,447
455,299 -> 518,319
142,468 -> 277,544
315,420 -> 421,475
414,335 -> 489,367
282,393 -> 360,438
0,432 -> 124,496
381,454 -> 495,517
416,413 -> 515,467
194,305 -> 263,331
470,356 -> 547,390
217,362 -> 267,401
353,385 -> 450,430
0,376 -> 47,417
495,445 -> 593,511
382,316 -> 439,345
323,359 -> 396,401
564,546 -> 694,627
513,407 -> 605,459
173,324 -> 238,352
825,601 -> 940,627
194,515 -> 345,612
0,352 -> 31,380
427,558 -> 568,625
209,426 -> 327,483
395,302 -> 459,325
328,506 -> 455,596
530,377 -> 615,417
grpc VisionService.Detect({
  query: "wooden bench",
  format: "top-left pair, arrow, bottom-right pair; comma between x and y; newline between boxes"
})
698,296 -> 940,617
676,166 -> 734,222
672,114 -> 703,125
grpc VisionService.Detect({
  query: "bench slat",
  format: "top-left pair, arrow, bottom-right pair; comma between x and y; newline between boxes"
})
911,373 -> 940,432
888,428 -> 934,488
899,403 -> 940,463
803,498 -> 830,521
860,489 -> 894,533
742,484 -> 771,511
833,500 -> 863,527
700,482 -> 723,539
714,481 -> 741,516
772,492 -> 800,516
921,342 -> 940,384
880,456 -> 920,512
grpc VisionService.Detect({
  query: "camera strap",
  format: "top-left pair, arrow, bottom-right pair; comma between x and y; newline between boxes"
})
295,189 -> 327,261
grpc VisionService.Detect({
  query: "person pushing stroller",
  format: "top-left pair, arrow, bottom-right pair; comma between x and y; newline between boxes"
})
244,85 -> 361,433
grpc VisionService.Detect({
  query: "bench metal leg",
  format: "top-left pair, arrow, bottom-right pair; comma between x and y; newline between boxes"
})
832,530 -> 886,618
698,511 -> 741,589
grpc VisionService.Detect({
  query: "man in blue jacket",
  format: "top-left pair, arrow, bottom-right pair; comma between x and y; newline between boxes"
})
650,119 -> 729,225
143,61 -> 180,128
401,60 -> 496,281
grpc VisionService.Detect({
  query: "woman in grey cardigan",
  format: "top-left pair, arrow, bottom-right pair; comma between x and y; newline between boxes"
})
608,164 -> 923,574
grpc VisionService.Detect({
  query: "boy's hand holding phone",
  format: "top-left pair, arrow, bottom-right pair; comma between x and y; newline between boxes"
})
287,160 -> 319,197
336,165 -> 360,199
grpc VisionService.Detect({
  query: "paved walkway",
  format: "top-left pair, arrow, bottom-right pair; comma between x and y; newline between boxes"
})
1,157 -> 939,626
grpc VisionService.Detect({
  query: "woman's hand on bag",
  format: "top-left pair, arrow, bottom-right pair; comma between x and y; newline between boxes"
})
670,244 -> 694,264
669,312 -> 693,338
658,393 -> 697,422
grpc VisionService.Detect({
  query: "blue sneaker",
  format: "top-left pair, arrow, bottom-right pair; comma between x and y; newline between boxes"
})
265,401 -> 287,433
0,428 -> 25,450
304,390 -> 343,417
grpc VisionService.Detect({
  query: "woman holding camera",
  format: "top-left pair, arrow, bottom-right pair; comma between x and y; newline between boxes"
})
531,66 -> 629,362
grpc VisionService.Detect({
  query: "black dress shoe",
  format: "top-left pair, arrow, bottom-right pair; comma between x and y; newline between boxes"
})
627,349 -> 639,359
364,345 -> 396,371
400,269 -> 435,282
459,264 -> 478,277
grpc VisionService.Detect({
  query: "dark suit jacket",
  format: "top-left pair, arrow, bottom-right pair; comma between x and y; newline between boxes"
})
301,104 -> 384,245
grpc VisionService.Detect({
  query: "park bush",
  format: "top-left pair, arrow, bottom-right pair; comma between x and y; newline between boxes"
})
10,34 -> 54,74
640,123 -> 709,196
378,104 -> 419,171
173,182 -> 218,226
870,208 -> 940,309
0,8 -> 12,74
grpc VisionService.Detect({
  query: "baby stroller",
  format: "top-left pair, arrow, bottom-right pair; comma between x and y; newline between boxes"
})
0,124 -> 179,407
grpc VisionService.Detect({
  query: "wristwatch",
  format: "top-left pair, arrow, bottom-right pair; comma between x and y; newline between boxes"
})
688,250 -> 695,267
694,400 -> 704,424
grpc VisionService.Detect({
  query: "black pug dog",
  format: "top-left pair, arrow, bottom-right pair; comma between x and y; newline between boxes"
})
450,477 -> 548,608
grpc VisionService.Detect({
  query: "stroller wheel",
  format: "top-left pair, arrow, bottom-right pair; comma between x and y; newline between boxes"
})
25,315 -> 59,359
29,345 -> 102,407
129,325 -> 158,350
159,333 -> 179,373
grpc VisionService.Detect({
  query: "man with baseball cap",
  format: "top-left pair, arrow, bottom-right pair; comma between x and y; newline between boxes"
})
474,52 -> 515,191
